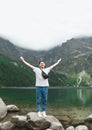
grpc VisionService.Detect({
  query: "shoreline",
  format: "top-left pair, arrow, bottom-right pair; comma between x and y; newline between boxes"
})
18,105 -> 92,120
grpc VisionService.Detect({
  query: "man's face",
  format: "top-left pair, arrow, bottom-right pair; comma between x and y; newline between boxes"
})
39,61 -> 46,68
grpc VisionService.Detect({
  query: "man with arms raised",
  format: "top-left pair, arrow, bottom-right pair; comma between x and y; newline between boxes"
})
20,56 -> 61,118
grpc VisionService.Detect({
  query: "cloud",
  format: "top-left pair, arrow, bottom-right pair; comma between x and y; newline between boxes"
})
0,0 -> 92,50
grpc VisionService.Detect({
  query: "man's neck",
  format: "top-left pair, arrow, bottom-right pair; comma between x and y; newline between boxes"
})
40,67 -> 45,69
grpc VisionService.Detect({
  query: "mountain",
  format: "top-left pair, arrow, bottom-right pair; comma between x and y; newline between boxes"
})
0,36 -> 92,87
47,37 -> 92,73
0,54 -> 64,87
0,54 -> 35,87
0,37 -> 20,60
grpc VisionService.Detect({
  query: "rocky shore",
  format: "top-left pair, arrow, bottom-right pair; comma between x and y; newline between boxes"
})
0,97 -> 92,130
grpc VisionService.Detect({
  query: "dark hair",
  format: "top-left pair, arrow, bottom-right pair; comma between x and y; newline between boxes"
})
39,60 -> 46,68
39,59 -> 45,64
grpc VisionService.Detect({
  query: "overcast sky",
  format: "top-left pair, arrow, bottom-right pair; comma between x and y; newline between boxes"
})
0,0 -> 92,50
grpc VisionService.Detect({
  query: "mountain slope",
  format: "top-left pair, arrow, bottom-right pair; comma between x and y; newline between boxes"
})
0,36 -> 92,86
0,37 -> 20,60
0,54 -> 35,87
0,54 -> 65,87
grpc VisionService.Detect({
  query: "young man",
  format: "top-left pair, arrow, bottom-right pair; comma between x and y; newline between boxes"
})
20,56 -> 61,118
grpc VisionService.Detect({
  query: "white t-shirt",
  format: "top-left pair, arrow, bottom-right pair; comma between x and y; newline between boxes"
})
33,67 -> 51,87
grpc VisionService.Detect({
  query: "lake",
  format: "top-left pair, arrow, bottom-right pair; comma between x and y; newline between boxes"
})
1,87 -> 92,119
0,87 -> 92,107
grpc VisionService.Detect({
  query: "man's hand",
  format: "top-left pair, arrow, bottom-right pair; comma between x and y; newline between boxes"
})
20,56 -> 24,62
57,58 -> 61,63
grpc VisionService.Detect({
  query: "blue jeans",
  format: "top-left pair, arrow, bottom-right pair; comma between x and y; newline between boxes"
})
36,87 -> 48,112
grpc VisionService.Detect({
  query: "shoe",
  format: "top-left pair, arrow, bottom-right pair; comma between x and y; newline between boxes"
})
37,111 -> 43,118
42,111 -> 47,118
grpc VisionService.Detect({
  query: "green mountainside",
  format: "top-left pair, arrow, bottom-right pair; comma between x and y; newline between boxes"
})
0,54 -> 66,87
0,54 -> 35,87
0,37 -> 92,87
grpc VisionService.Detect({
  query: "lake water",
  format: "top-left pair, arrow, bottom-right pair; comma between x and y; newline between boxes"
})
0,87 -> 92,107
0,87 -> 92,119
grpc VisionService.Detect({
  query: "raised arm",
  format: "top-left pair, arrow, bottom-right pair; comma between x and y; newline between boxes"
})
49,58 -> 61,69
20,56 -> 34,69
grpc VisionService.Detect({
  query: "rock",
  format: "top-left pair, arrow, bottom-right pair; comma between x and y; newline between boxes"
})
56,115 -> 71,128
49,122 -> 64,130
11,115 -> 27,127
75,125 -> 89,130
27,112 -> 44,121
0,121 -> 14,130
84,114 -> 92,130
27,112 -> 64,130
56,115 -> 70,122
45,115 -> 62,123
0,98 -> 7,120
27,112 -> 50,130
46,129 -> 53,130
71,119 -> 85,126
85,114 -> 92,122
45,115 -> 64,130
85,123 -> 92,130
7,105 -> 19,112
66,126 -> 75,130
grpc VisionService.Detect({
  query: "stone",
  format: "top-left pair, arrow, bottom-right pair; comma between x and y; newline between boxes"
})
45,115 -> 64,130
71,119 -> 85,126
66,126 -> 75,130
7,105 -> 19,112
27,112 -> 50,130
75,125 -> 89,130
85,114 -> 92,122
0,98 -> 7,120
56,115 -> 70,122
11,115 -> 27,127
56,115 -> 71,128
49,122 -> 64,130
27,112 -> 64,130
0,121 -> 14,130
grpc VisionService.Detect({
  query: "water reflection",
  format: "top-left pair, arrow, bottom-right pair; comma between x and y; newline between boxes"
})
77,89 -> 92,104
48,87 -> 92,106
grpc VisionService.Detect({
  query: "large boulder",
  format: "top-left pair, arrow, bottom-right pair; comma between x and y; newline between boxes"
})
27,112 -> 50,130
27,112 -> 64,130
0,98 -> 7,120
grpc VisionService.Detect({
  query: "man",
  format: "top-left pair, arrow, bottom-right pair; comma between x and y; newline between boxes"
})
20,56 -> 61,118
